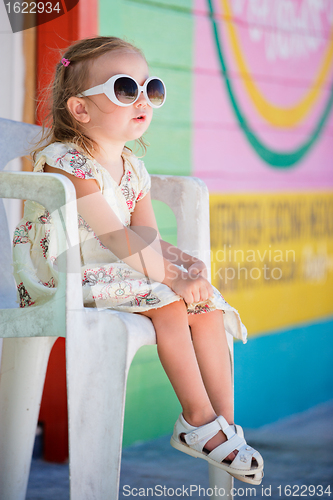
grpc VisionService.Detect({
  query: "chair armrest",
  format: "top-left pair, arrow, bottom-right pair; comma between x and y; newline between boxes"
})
0,171 -> 75,214
150,175 -> 211,275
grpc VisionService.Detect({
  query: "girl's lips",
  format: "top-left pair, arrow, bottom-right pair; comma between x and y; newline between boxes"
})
133,114 -> 146,122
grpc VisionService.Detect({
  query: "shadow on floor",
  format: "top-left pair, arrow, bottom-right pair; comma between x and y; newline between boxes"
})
27,400 -> 333,500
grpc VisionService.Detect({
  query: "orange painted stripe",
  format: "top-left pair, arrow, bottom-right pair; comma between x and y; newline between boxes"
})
79,0 -> 98,38
36,0 -> 97,463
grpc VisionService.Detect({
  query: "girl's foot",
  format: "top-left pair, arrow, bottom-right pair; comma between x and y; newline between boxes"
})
204,426 -> 258,468
204,429 -> 238,462
182,412 -> 237,462
170,413 -> 264,479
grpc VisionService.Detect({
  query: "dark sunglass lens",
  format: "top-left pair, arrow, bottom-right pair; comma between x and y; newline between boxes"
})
147,79 -> 165,106
114,77 -> 138,104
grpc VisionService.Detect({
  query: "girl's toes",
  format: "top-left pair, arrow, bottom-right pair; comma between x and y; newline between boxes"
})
224,449 -> 238,463
204,429 -> 239,464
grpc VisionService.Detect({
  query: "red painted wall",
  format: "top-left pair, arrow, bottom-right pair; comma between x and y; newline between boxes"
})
36,0 -> 97,462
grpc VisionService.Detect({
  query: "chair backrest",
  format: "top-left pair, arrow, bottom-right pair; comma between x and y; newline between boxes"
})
0,118 -> 42,308
150,175 -> 211,275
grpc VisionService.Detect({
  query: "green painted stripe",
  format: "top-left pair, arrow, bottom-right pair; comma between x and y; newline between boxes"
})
127,0 -> 193,14
152,200 -> 178,245
123,345 -> 181,446
207,0 -> 333,168
100,0 -> 194,177
150,62 -> 194,73
115,2 -> 193,68
148,66 -> 193,126
144,124 -> 192,175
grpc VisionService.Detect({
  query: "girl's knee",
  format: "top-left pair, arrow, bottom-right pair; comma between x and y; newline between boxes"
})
156,299 -> 187,318
170,298 -> 187,311
189,308 -> 225,329
139,299 -> 187,320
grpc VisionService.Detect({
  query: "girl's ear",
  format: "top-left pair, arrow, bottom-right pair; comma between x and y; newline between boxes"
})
67,97 -> 90,124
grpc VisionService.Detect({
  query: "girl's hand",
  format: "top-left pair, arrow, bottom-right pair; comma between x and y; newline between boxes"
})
170,271 -> 214,305
187,260 -> 208,280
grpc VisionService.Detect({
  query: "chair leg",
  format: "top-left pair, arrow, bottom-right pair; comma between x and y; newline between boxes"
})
66,311 -> 130,500
0,336 -> 57,500
209,465 -> 233,499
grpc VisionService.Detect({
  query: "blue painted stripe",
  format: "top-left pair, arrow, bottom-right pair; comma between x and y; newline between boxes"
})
234,317 -> 333,427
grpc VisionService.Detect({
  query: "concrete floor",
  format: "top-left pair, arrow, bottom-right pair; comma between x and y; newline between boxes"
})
26,400 -> 333,500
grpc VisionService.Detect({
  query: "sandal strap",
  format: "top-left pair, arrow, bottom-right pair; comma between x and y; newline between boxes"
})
184,419 -> 221,449
208,433 -> 245,463
216,415 -> 237,439
183,415 -> 241,454
235,423 -> 244,438
207,418 -> 264,472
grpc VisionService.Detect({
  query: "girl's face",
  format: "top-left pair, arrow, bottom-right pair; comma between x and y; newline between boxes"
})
80,50 -> 153,146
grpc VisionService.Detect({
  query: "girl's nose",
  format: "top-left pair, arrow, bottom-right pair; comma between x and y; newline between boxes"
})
136,91 -> 147,107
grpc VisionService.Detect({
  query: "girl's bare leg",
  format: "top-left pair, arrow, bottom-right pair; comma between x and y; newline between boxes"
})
188,309 -> 235,454
140,301 -> 237,459
189,309 -> 233,423
140,300 -> 216,425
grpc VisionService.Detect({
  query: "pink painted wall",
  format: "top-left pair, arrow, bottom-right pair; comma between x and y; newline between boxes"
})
193,0 -> 333,192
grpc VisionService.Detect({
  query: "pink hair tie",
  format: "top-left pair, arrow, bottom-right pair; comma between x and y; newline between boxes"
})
61,58 -> 70,67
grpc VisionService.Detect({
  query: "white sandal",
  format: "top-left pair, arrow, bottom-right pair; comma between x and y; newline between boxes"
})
170,414 -> 264,483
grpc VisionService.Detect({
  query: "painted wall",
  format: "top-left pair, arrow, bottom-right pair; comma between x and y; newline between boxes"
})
1,0 -> 331,455
98,0 -> 333,446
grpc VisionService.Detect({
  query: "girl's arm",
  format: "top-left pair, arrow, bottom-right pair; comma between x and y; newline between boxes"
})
130,192 -> 209,278
159,241 -> 208,279
44,165 -> 213,303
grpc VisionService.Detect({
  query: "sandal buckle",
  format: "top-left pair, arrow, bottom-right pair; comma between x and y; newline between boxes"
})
188,432 -> 199,444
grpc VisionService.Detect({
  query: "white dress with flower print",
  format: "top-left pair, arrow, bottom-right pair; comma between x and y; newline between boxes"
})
12,142 -> 247,343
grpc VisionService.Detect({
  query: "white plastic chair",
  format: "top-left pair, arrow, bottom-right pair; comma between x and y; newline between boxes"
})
0,117 -> 233,500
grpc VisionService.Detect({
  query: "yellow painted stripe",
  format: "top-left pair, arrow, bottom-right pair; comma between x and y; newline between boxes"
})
210,191 -> 333,336
222,0 -> 333,128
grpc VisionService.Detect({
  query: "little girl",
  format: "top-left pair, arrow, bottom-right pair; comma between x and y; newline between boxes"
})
13,36 -> 263,485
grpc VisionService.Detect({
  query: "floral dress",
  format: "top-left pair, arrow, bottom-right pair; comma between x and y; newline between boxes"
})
12,142 -> 247,343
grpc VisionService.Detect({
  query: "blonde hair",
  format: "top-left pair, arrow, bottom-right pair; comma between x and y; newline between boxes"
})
33,36 -> 149,160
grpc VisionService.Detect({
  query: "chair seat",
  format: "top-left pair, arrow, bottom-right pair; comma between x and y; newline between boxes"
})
86,308 -> 157,368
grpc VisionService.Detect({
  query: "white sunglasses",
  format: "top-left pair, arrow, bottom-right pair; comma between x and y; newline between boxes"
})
78,74 -> 166,108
